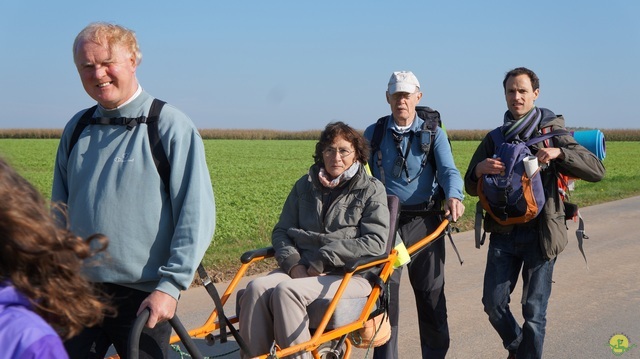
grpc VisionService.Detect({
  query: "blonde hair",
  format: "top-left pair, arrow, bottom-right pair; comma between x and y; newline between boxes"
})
73,22 -> 142,65
0,157 -> 114,339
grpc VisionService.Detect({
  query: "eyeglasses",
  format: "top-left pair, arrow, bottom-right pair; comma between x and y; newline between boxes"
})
322,147 -> 354,158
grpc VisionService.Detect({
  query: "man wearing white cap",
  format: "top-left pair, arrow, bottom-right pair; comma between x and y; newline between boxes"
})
364,71 -> 465,359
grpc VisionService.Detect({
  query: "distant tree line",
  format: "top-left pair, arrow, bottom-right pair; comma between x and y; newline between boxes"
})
1,128 -> 638,141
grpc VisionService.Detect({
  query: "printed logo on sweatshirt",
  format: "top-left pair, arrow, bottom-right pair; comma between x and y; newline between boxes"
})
114,153 -> 134,163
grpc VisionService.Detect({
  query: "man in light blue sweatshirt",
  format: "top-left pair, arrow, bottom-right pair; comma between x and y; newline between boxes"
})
52,22 -> 215,358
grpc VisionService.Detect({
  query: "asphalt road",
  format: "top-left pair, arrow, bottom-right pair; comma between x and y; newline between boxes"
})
170,196 -> 640,359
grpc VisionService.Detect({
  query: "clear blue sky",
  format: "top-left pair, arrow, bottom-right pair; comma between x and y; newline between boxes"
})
1,1 -> 638,131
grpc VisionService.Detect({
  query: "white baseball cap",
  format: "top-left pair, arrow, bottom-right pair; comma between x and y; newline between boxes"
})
387,71 -> 420,95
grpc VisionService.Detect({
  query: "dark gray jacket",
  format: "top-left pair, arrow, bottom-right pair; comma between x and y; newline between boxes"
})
273,164 -> 390,274
464,108 -> 605,259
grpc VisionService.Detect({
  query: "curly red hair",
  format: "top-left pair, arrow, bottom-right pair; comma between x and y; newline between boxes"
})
0,157 -> 114,339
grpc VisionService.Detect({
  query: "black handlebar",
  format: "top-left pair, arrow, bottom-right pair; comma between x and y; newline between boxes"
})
128,308 -> 204,359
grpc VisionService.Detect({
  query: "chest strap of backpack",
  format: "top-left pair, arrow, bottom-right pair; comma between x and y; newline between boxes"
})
68,99 -> 170,195
370,116 -> 436,185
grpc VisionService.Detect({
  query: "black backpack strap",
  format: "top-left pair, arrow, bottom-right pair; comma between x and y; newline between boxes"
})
369,116 -> 387,154
474,201 -> 487,249
68,105 -> 98,155
66,99 -> 170,195
144,99 -> 170,195
415,106 -> 441,168
370,116 -> 388,184
416,106 -> 446,204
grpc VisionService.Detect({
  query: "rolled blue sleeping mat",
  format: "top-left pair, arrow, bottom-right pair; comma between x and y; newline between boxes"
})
572,129 -> 606,160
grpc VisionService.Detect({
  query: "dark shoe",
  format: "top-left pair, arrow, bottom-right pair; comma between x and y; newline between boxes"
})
506,351 -> 517,359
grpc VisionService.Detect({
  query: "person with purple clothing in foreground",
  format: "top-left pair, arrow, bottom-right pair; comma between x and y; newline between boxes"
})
0,157 -> 111,359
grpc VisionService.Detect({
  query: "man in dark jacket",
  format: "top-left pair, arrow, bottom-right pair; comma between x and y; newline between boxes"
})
464,67 -> 605,359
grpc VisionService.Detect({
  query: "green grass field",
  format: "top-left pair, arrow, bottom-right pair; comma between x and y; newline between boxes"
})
0,139 -> 638,280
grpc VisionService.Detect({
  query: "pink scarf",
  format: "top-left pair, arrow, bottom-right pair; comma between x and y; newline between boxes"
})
317,162 -> 360,188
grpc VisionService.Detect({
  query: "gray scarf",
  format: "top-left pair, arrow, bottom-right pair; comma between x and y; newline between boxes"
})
502,107 -> 541,141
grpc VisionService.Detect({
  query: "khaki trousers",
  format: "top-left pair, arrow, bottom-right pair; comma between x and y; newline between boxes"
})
239,269 -> 371,359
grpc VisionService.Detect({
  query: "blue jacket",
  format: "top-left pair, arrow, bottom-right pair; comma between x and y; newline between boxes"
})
0,284 -> 68,359
364,114 -> 464,206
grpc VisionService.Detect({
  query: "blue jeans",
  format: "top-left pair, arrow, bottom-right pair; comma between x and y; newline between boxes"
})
482,226 -> 556,359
